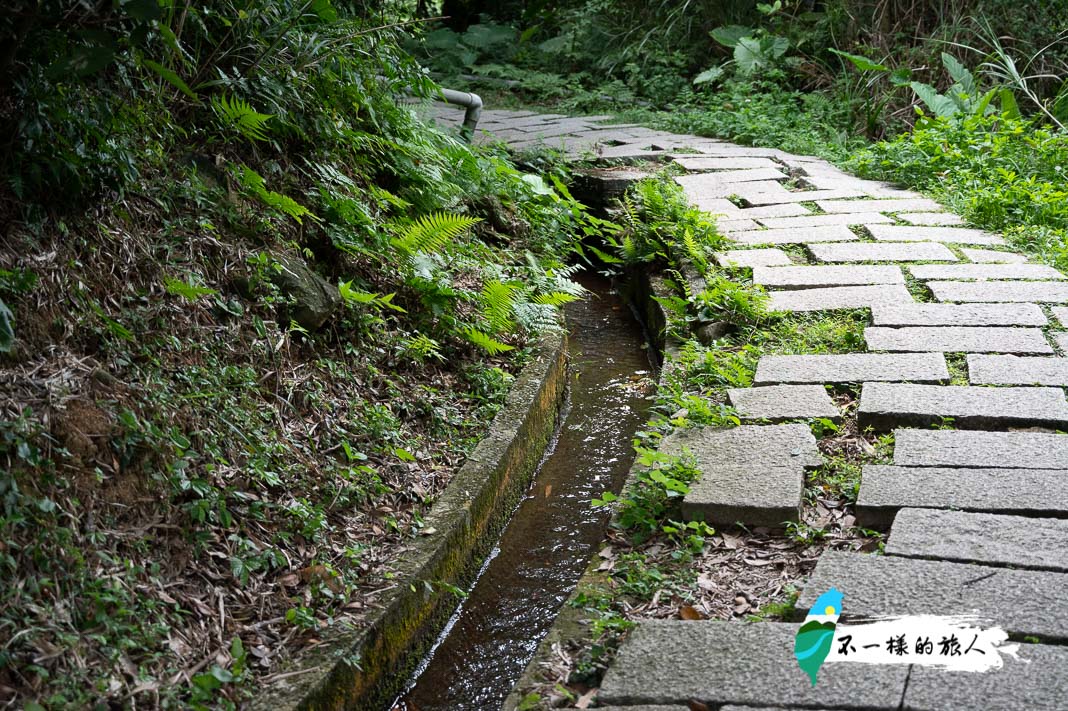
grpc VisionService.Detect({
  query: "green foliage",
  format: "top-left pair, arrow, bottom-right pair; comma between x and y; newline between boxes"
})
236,166 -> 319,225
213,94 -> 274,142
593,448 -> 702,543
391,212 -> 481,257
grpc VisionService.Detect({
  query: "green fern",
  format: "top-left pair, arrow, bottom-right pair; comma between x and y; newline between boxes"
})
480,279 -> 518,333
213,94 -> 273,142
463,327 -> 514,355
391,212 -> 480,256
237,166 -> 318,224
532,291 -> 579,307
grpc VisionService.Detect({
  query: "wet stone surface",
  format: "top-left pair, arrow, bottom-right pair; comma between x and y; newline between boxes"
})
887,508 -> 1068,572
856,465 -> 1068,528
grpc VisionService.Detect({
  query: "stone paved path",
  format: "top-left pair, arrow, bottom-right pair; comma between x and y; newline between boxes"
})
420,104 -> 1068,709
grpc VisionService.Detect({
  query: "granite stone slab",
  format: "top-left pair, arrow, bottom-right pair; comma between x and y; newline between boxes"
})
815,198 -> 943,213
738,188 -> 869,205
753,265 -> 904,289
659,424 -> 822,469
716,218 -> 761,232
715,248 -> 794,269
808,242 -> 958,263
680,463 -> 804,526
597,621 -> 908,709
730,225 -> 859,245
929,280 -> 1068,303
961,248 -> 1028,264
870,303 -> 1047,327
867,224 -> 1007,246
898,212 -> 965,226
767,285 -> 914,311
858,382 -> 1068,430
909,264 -> 1065,281
728,385 -> 840,422
1052,306 -> 1068,327
968,354 -> 1068,385
893,428 -> 1068,468
905,642 -> 1068,711
1051,331 -> 1068,353
753,353 -> 949,384
856,465 -> 1068,528
757,212 -> 894,229
672,156 -> 781,171
864,326 -> 1053,353
798,550 -> 1068,641
887,508 -> 1068,572
736,203 -> 812,219
675,169 -> 789,193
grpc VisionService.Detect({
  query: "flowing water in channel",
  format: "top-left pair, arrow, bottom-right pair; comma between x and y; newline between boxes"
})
393,273 -> 656,710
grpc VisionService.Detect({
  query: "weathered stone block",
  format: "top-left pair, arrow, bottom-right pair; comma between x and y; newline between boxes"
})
730,225 -> 858,245
887,508 -> 1068,572
754,265 -> 903,290
728,385 -> 840,422
808,242 -> 958,262
815,198 -> 943,213
715,249 -> 794,269
768,285 -> 913,311
856,465 -> 1068,528
864,326 -> 1053,353
968,354 -> 1068,386
909,264 -> 1065,281
858,382 -> 1068,430
867,224 -> 1007,246
754,353 -> 949,384
930,280 -> 1068,303
870,303 -> 1047,327
961,248 -> 1027,264
893,428 -> 1068,468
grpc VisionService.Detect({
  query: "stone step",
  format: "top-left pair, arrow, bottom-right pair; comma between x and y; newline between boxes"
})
672,156 -> 781,171
729,225 -> 858,245
961,248 -> 1028,264
727,385 -> 840,422
887,508 -> 1068,572
715,248 -> 794,269
717,218 -> 761,232
754,265 -> 903,290
754,353 -> 949,384
597,620 -> 908,709
856,464 -> 1068,528
1053,307 -> 1068,327
899,211 -> 964,226
857,383 -> 1068,430
929,280 -> 1068,303
905,643 -> 1068,711
864,326 -> 1053,353
808,241 -> 958,263
675,168 -> 790,193
1052,332 -> 1068,352
815,197 -> 943,213
659,424 -> 821,527
798,550 -> 1068,641
968,354 -> 1068,386
867,224 -> 1007,246
909,264 -> 1065,281
757,212 -> 894,229
738,187 -> 869,206
768,285 -> 914,311
870,303 -> 1047,327
893,428 -> 1068,469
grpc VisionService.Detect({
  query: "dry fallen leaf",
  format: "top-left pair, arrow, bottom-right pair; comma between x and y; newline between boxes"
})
678,604 -> 704,620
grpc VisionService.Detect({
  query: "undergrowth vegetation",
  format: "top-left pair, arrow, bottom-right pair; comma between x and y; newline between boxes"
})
0,2 -> 606,707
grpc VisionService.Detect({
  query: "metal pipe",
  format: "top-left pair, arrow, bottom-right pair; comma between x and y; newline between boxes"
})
436,87 -> 482,140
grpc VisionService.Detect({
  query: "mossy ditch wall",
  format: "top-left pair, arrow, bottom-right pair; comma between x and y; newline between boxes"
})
252,332 -> 568,711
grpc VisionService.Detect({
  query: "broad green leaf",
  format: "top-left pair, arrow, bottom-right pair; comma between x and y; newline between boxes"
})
734,37 -> 767,75
890,67 -> 912,86
144,60 -> 198,100
164,275 -> 217,300
1000,88 -> 1021,119
710,25 -> 753,48
764,35 -> 790,60
828,48 -> 888,72
910,82 -> 958,118
693,65 -> 725,85
0,298 -> 13,353
941,52 -> 976,97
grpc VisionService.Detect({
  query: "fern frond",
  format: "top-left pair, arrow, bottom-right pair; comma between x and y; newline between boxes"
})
213,94 -> 273,142
463,327 -> 514,355
237,166 -> 318,224
392,212 -> 480,256
480,279 -> 518,333
532,291 -> 579,307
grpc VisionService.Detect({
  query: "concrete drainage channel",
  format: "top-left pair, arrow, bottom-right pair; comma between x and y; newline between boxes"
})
392,272 -> 658,709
